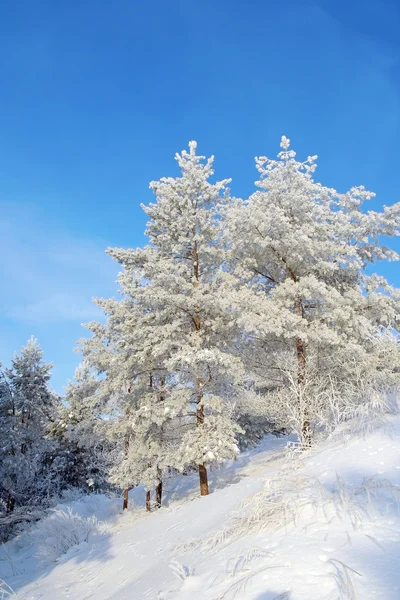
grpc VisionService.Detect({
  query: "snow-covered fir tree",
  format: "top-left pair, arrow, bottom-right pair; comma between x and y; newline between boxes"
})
49,363 -> 109,493
81,292 -> 175,510
83,141 -> 243,501
8,336 -> 57,429
0,363 -> 17,514
224,137 -> 400,444
0,338 -> 61,517
3,135 -> 399,534
111,371 -> 173,511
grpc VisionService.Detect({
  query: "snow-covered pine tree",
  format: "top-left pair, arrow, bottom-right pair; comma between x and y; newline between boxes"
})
224,137 -> 400,444
117,371 -> 172,511
0,363 -> 18,514
233,389 -> 282,451
84,142 -> 243,499
82,292 -> 176,510
0,338 -> 61,516
49,363 -> 108,492
7,336 -> 57,431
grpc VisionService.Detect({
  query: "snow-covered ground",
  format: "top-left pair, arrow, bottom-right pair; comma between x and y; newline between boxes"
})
2,416 -> 400,600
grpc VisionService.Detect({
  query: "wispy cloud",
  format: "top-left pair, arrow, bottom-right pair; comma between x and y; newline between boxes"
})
8,293 -> 102,323
0,202 -> 118,325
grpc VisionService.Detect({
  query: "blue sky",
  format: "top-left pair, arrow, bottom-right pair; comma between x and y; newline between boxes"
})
1,0 -> 400,393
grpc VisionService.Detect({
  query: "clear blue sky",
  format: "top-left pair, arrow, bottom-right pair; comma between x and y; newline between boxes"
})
1,0 -> 399,393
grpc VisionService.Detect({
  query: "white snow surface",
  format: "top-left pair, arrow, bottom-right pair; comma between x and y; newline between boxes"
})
2,416 -> 400,599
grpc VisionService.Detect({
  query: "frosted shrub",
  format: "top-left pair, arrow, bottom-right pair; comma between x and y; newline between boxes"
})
33,507 -> 100,565
0,578 -> 15,599
255,352 -> 398,445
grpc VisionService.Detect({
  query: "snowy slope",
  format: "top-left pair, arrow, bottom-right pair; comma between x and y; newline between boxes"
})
2,416 -> 400,600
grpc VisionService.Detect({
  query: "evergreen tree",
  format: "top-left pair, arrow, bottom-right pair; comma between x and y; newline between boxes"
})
8,336 -> 56,430
84,142 -> 243,501
50,363 -> 108,492
0,363 -> 18,514
82,292 -> 175,510
0,338 -> 61,515
225,137 -> 400,444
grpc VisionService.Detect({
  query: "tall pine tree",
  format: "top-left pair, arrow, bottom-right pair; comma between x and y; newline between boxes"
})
84,142 -> 243,500
225,137 -> 400,444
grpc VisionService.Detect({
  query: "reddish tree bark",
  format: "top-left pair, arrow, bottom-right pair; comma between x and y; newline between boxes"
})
196,400 -> 209,495
199,463 -> 209,496
123,488 -> 129,511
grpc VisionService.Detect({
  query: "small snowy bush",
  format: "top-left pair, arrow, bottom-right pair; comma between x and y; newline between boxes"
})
33,507 -> 100,565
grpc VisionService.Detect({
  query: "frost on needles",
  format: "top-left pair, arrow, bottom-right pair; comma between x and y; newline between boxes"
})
82,141 -> 244,507
223,136 -> 400,445
2,136 -> 400,523
81,136 -> 400,509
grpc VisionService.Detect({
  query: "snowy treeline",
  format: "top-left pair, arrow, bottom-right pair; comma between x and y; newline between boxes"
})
1,137 -> 400,528
0,339 -> 109,538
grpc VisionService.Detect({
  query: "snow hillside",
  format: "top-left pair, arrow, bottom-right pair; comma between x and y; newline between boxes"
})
2,416 -> 400,600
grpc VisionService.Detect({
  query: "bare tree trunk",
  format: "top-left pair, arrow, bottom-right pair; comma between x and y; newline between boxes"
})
122,428 -> 131,510
155,469 -> 163,509
293,293 -> 311,447
154,379 -> 165,510
198,463 -> 209,496
146,490 -> 151,512
192,240 -> 209,495
123,488 -> 129,511
6,494 -> 15,514
196,399 -> 209,496
296,335 -> 311,447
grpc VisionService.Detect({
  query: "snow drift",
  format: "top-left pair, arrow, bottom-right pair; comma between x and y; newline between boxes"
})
1,414 -> 400,599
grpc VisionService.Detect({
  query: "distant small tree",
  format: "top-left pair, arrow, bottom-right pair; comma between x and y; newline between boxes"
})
0,338 -> 61,515
8,336 -> 56,430
49,363 -> 109,493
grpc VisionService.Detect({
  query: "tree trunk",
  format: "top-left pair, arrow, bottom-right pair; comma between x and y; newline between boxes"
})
155,470 -> 163,509
123,488 -> 129,511
6,494 -> 15,514
293,292 -> 311,447
122,435 -> 130,510
301,415 -> 311,447
146,490 -> 151,512
123,400 -> 132,510
192,240 -> 209,495
295,335 -> 311,447
190,238 -> 212,494
199,463 -> 209,496
196,400 -> 209,496
155,380 -> 165,510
